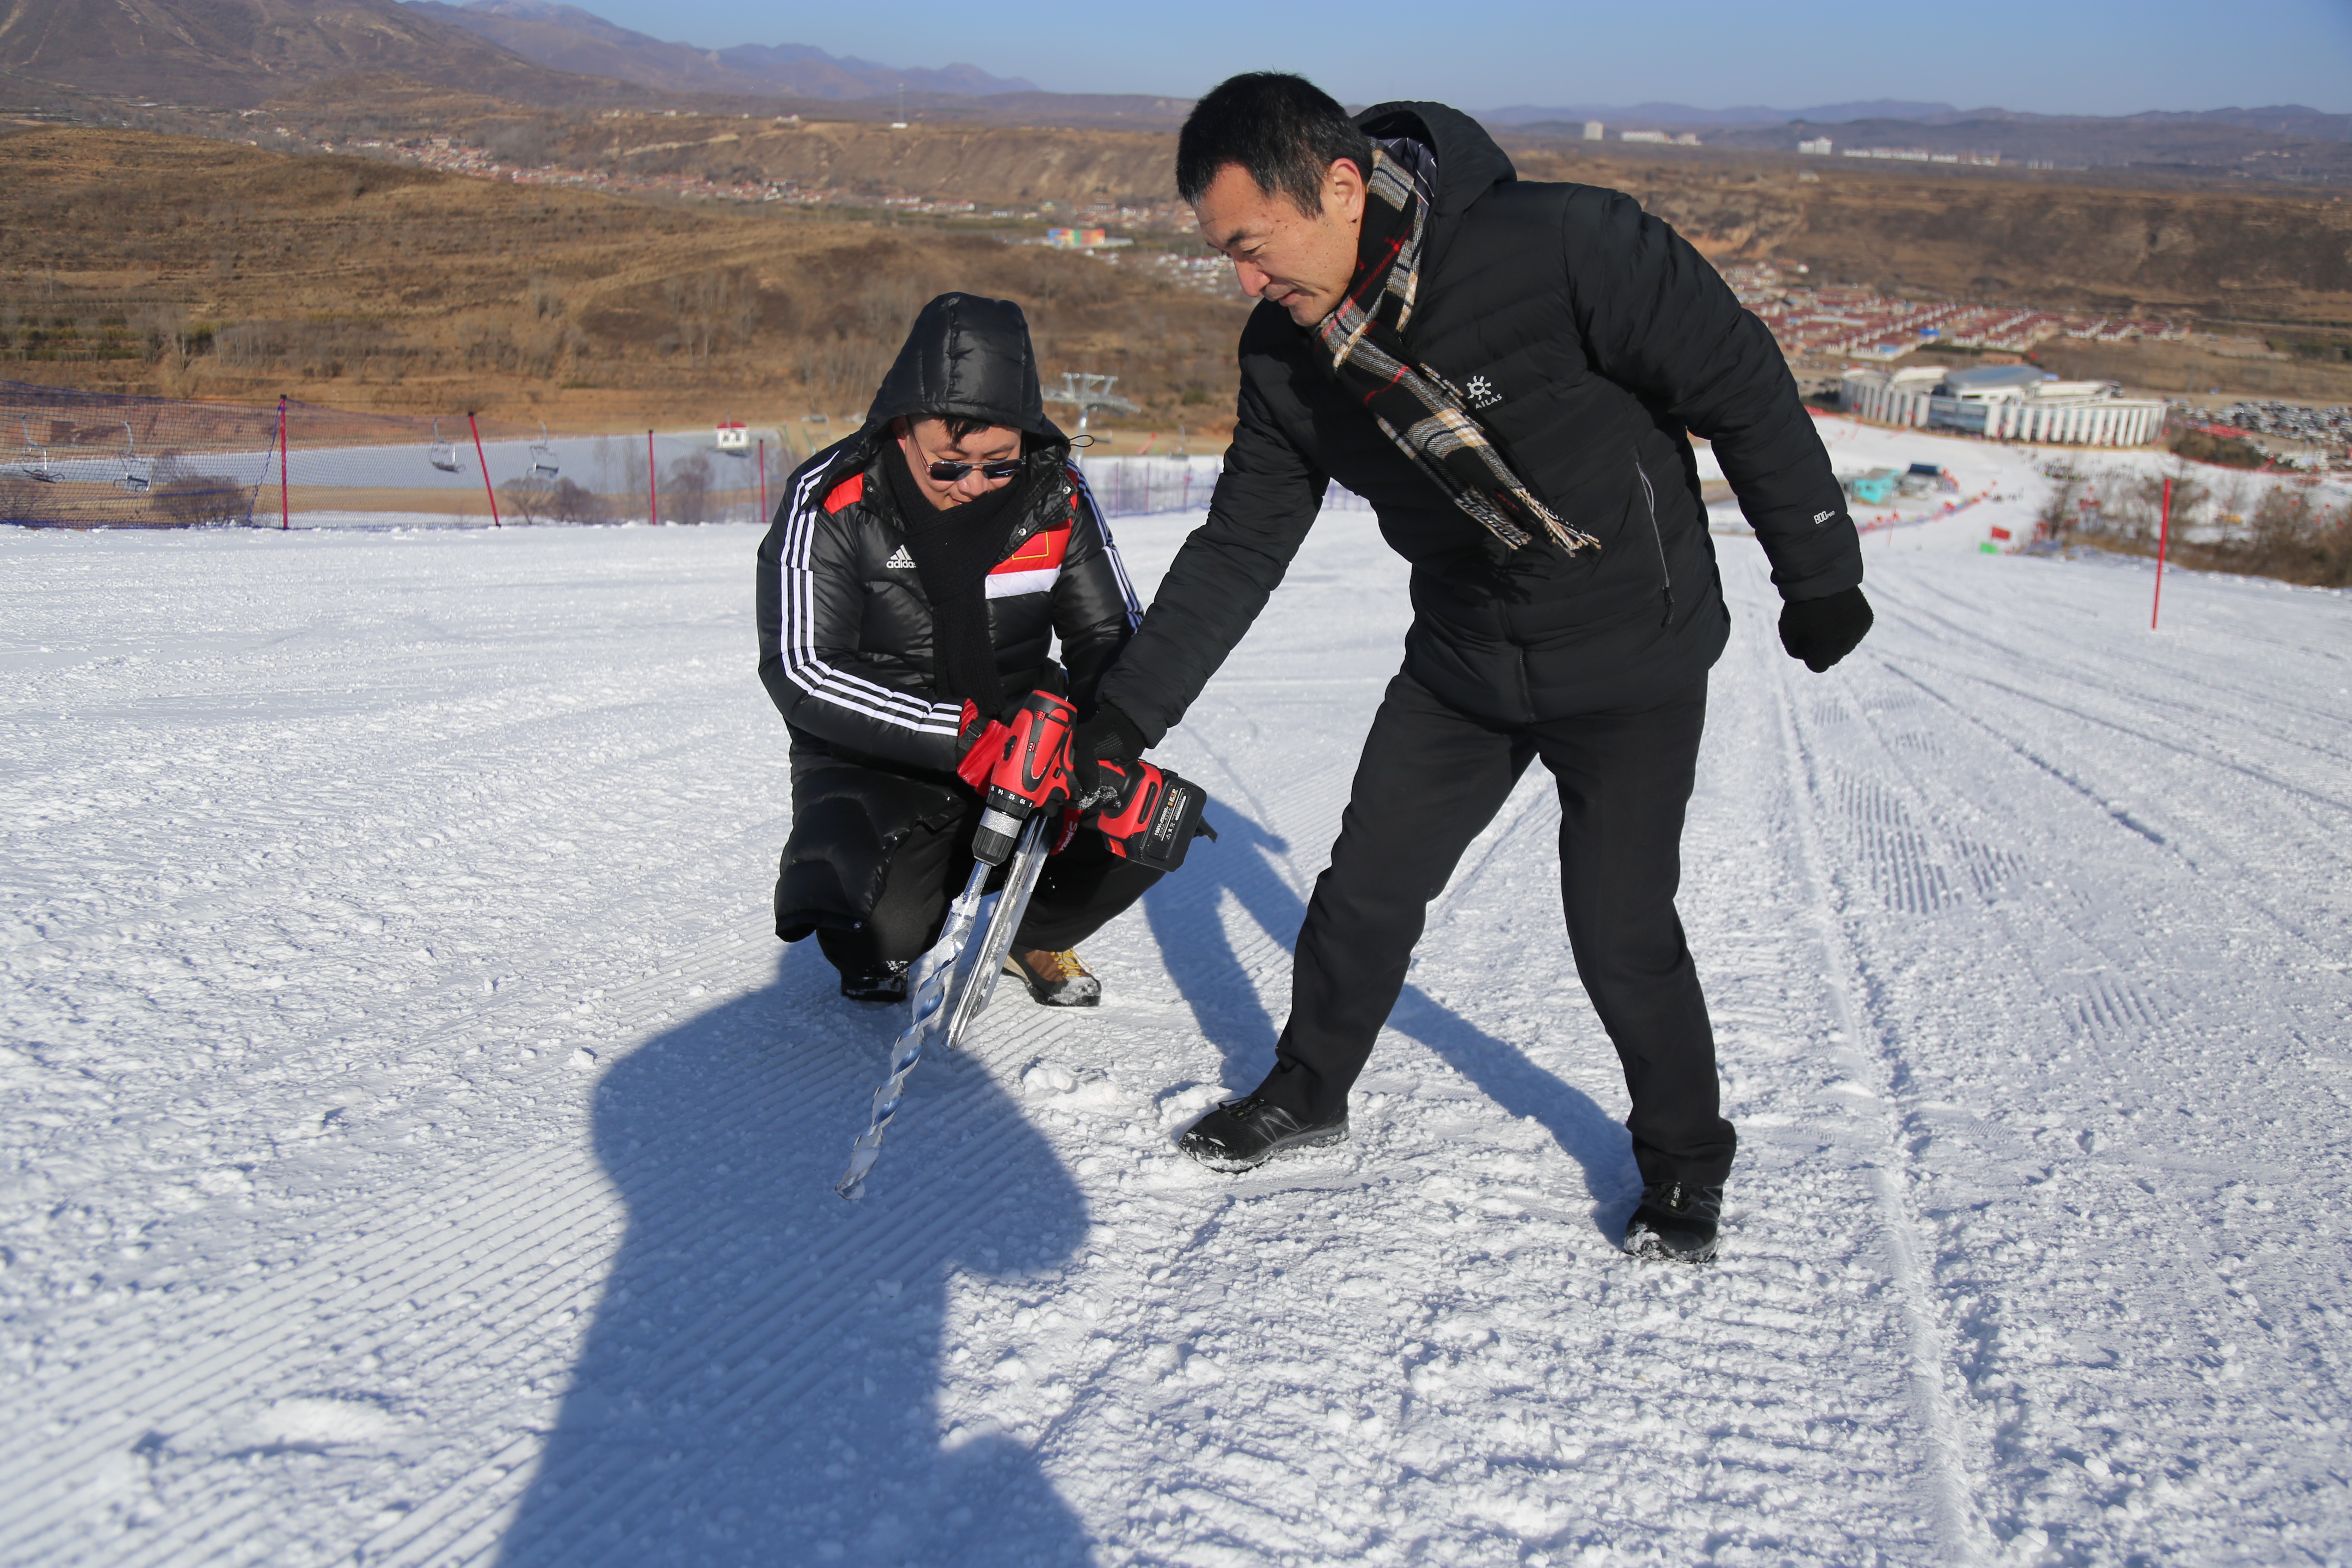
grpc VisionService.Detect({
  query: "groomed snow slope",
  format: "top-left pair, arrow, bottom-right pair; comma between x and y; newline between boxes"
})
4,426 -> 2350,1567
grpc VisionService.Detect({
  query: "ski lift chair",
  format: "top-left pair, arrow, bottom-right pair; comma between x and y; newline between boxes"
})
428,418 -> 462,473
528,422 -> 560,480
12,420 -> 59,483
114,423 -> 153,493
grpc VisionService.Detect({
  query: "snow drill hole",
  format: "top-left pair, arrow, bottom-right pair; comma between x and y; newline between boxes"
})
248,1395 -> 399,1449
1023,1064 -> 1077,1096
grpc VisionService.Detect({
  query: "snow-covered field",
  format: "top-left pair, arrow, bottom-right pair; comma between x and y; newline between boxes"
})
5,420 -> 2350,1567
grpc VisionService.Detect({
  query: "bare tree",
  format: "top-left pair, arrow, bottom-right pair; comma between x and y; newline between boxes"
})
662,452 -> 716,524
2037,456 -> 2086,542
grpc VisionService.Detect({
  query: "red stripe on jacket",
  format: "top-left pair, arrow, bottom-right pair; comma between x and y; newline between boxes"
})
823,473 -> 865,513
989,524 -> 1070,575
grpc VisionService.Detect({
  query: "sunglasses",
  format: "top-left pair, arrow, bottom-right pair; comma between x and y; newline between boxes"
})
925,457 -> 1024,483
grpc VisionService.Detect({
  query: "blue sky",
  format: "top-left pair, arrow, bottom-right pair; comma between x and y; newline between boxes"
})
548,0 -> 2352,116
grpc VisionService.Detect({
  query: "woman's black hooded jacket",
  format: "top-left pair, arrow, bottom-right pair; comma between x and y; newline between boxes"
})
754,293 -> 1142,776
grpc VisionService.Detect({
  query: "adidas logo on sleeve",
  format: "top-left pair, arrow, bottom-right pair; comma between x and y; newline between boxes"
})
883,544 -> 915,570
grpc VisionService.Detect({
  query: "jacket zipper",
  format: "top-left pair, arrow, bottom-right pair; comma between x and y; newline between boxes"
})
1633,457 -> 1675,628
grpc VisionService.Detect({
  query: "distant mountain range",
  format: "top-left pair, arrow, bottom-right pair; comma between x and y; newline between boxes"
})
0,0 -> 607,106
1484,101 -> 1968,128
1492,100 -> 2352,145
408,0 -> 1036,101
0,0 -> 2345,184
0,0 -> 1042,110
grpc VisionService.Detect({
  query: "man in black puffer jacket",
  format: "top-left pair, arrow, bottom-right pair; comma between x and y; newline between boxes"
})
1075,76 -> 1874,1262
756,292 -> 1155,1008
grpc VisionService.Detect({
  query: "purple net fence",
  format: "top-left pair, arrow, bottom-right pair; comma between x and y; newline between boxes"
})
3,381 -> 278,528
2,384 -> 1369,530
1075,455 -> 1374,517
1,383 -> 816,529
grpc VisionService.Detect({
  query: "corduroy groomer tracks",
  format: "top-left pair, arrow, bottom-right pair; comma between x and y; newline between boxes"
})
1315,139 -> 1601,558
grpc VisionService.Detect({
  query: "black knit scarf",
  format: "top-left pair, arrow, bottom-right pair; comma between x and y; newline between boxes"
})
1316,139 -> 1599,557
884,438 -> 1027,716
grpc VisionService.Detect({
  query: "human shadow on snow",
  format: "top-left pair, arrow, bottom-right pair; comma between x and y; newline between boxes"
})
1141,806 -> 1640,1231
498,945 -> 1092,1568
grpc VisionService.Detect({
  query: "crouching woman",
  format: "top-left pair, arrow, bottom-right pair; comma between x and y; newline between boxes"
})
756,292 -> 1156,1005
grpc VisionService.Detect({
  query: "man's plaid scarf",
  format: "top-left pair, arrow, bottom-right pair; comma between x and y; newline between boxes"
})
1316,140 -> 1599,556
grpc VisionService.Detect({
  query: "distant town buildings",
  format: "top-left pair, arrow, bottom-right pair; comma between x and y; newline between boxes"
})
348,132 -> 1196,231
1841,146 -> 2002,166
1583,121 -> 1604,141
2213,400 -> 2352,446
1797,137 -> 1834,156
1621,130 -> 1670,144
1721,265 -> 2184,362
1842,364 -> 2166,446
1136,253 -> 1231,296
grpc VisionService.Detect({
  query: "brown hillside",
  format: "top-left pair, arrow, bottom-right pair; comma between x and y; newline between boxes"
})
0,128 -> 1251,436
552,116 -> 1179,207
260,96 -> 2352,327
0,0 -> 640,108
1504,143 -> 2352,327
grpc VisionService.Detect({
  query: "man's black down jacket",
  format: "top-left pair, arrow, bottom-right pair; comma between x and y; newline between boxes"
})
755,438 -> 1140,937
1098,101 -> 1865,741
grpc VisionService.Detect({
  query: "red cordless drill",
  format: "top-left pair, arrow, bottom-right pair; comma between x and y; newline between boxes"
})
957,689 -> 1077,865
1086,756 -> 1216,873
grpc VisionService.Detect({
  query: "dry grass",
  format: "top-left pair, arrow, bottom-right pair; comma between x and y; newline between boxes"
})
1503,142 -> 2352,329
0,127 -> 1249,432
19,116 -> 2352,445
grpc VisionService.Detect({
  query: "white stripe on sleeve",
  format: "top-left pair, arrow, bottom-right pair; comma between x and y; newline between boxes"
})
776,463 -> 964,737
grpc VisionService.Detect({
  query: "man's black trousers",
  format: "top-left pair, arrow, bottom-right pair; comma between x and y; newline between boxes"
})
1256,671 -> 1735,1187
816,808 -> 1160,976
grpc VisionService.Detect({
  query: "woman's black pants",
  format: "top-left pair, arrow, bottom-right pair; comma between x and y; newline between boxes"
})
816,809 -> 1160,975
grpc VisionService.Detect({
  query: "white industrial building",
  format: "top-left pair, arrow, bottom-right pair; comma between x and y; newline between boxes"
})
1841,364 -> 2165,447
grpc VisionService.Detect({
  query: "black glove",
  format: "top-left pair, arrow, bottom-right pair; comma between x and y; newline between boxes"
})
1071,703 -> 1147,805
1778,587 -> 1873,672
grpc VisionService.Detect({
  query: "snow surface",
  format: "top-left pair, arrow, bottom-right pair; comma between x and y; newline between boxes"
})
5,419 -> 2351,1567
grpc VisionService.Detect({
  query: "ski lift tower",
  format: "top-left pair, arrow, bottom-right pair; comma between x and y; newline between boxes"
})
1044,372 -> 1138,440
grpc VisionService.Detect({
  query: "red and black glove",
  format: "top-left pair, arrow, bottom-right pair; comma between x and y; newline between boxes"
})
965,690 -> 1078,865
955,699 -> 1016,792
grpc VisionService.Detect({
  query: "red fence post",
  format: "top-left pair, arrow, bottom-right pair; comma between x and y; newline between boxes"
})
277,395 -> 289,530
2151,475 -> 2172,630
758,437 -> 768,524
469,412 -> 502,528
648,429 -> 658,525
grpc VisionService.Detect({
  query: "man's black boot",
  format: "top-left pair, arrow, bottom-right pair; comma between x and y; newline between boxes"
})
1178,1095 -> 1348,1172
837,960 -> 909,1004
1622,1180 -> 1724,1263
